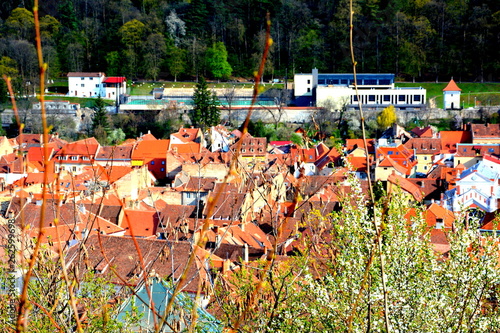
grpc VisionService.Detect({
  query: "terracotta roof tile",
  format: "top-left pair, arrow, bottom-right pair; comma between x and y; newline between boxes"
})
387,172 -> 423,201
131,139 -> 169,160
170,128 -> 201,143
95,145 -> 133,161
442,79 -> 461,92
66,235 -> 212,291
404,138 -> 442,154
470,124 -> 500,139
170,142 -> 201,154
411,126 -> 434,138
346,139 -> 375,153
439,131 -> 472,152
54,137 -> 100,156
121,209 -> 160,237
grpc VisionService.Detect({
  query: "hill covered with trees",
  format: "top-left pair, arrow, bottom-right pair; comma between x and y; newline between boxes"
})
0,0 -> 499,94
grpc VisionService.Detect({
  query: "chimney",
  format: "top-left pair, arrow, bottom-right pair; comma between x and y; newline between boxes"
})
215,234 -> 221,248
242,243 -> 249,263
222,259 -> 231,273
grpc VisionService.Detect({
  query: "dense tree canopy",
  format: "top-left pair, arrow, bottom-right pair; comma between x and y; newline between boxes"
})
0,0 -> 498,84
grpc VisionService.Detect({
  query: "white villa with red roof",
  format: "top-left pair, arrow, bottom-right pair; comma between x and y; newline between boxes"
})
67,72 -> 126,98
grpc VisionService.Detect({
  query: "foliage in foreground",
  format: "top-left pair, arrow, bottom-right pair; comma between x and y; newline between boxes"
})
214,179 -> 500,332
0,251 -> 139,332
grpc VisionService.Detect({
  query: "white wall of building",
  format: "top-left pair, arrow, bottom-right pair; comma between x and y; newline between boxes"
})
294,74 -> 313,97
444,90 -> 461,109
68,73 -> 105,97
316,86 -> 426,111
103,83 -> 127,99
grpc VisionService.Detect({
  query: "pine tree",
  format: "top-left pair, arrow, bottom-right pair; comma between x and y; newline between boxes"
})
92,96 -> 111,143
191,76 -> 220,130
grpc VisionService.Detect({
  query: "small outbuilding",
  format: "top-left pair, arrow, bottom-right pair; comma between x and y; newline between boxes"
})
443,78 -> 461,110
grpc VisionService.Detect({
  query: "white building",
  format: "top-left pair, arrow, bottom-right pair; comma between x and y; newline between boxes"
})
67,72 -> 105,97
294,68 -> 426,111
444,154 -> 500,213
443,78 -> 461,110
67,72 -> 127,99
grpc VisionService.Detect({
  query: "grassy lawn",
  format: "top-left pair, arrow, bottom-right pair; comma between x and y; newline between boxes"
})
395,82 -> 500,107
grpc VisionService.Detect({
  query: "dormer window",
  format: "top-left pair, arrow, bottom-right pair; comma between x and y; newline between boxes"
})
82,156 -> 89,161
71,156 -> 78,161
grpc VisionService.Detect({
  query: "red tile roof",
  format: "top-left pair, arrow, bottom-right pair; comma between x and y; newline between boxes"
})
66,235 -> 212,291
121,209 -> 160,237
439,131 -> 472,152
411,126 -> 434,138
103,76 -> 126,83
131,139 -> 169,160
426,203 -> 455,229
95,145 -> 133,161
55,137 -> 100,156
455,144 -> 500,157
442,79 -> 461,91
346,139 -> 375,153
27,146 -> 54,162
346,156 -> 370,172
299,148 -> 317,163
470,124 -> 500,139
387,172 -> 423,201
404,138 -> 442,154
170,142 -> 201,154
170,127 -> 201,143
315,147 -> 342,169
140,133 -> 157,141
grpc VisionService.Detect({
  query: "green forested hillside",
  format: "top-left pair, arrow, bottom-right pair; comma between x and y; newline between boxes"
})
0,0 -> 499,95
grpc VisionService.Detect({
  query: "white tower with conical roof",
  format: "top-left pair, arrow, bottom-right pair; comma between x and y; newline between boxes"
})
443,78 -> 461,110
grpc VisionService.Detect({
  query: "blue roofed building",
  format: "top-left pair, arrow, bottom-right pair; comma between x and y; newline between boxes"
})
294,68 -> 426,111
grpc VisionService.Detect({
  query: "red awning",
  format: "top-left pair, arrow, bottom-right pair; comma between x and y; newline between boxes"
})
103,77 -> 126,83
